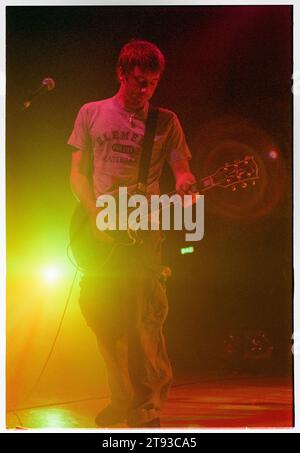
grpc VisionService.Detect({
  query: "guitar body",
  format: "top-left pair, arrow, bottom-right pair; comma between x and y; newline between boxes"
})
69,203 -> 134,272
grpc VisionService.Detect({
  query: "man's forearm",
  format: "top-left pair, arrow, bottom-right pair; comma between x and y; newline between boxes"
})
70,171 -> 115,245
170,159 -> 197,195
70,171 -> 97,219
170,159 -> 192,180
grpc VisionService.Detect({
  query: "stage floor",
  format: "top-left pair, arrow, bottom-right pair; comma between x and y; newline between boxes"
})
7,377 -> 293,430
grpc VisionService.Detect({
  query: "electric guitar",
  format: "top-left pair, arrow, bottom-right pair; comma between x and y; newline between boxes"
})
69,156 -> 259,271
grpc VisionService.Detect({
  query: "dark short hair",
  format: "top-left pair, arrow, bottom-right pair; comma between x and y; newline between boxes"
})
117,40 -> 165,76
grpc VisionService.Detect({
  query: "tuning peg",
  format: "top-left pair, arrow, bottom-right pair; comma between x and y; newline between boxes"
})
231,185 -> 237,192
252,180 -> 256,185
241,182 -> 247,188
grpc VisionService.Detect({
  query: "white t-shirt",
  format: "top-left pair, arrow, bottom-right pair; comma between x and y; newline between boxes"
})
68,95 -> 192,197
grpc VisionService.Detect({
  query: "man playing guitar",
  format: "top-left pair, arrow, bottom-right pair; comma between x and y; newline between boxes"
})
68,40 -> 197,428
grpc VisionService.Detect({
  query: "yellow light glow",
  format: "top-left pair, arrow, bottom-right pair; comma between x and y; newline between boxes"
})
43,266 -> 61,283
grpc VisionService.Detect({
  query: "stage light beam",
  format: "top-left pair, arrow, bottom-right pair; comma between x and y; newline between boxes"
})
42,266 -> 61,283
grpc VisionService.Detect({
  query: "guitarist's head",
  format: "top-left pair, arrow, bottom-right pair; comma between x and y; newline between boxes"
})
116,40 -> 165,111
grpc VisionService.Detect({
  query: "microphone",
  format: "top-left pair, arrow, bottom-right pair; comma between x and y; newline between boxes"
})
23,77 -> 55,109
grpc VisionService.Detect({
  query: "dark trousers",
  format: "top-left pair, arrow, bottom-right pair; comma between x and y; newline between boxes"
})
78,231 -> 173,424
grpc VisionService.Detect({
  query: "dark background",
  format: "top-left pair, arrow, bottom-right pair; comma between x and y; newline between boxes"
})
6,6 -> 293,378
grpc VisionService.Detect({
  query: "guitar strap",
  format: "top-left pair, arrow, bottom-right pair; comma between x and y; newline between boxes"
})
136,105 -> 159,194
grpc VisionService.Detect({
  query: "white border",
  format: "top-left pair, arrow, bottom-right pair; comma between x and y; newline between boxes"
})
0,0 -> 298,434
0,0 -> 5,436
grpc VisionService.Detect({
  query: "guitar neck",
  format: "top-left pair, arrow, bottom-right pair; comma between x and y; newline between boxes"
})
148,156 -> 258,201
166,175 -> 215,198
199,175 -> 215,192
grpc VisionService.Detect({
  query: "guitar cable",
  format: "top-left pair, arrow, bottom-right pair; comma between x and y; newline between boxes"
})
9,235 -> 128,418
9,241 -> 81,424
9,226 -> 143,424
10,264 -> 79,416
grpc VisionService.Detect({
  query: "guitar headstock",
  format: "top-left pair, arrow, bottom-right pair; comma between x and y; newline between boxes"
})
210,156 -> 259,191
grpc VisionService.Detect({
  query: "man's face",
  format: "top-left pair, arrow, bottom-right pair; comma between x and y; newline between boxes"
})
119,66 -> 161,108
